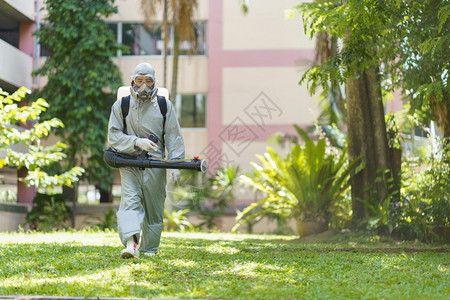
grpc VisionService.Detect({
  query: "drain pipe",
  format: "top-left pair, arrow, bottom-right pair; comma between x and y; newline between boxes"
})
34,0 -> 40,88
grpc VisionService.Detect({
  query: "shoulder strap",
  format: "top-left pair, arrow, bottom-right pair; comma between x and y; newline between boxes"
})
121,95 -> 131,134
157,95 -> 167,147
121,95 -> 167,146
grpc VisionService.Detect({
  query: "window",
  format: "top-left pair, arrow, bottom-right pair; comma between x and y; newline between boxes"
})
122,23 -> 162,55
107,23 -> 118,41
107,21 -> 207,56
178,21 -> 207,55
39,23 -> 53,57
0,21 -> 19,48
175,94 -> 206,128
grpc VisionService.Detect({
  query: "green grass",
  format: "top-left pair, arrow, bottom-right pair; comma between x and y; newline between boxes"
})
0,230 -> 448,299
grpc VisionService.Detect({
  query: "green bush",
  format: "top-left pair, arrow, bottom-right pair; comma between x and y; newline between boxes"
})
24,193 -> 71,231
163,209 -> 194,232
395,138 -> 449,242
85,208 -> 117,230
234,125 -> 360,233
172,165 -> 241,231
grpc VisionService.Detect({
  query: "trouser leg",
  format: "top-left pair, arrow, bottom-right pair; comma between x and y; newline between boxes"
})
139,168 -> 167,254
117,167 -> 144,246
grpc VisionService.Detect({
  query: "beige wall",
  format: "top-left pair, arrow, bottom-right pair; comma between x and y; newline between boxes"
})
39,56 -> 208,95
114,56 -> 208,95
2,0 -> 35,21
220,140 -> 294,201
222,66 -> 319,125
0,39 -> 33,88
107,0 -> 209,22
223,0 -> 314,50
182,128 -> 208,158
0,211 -> 26,232
222,140 -> 291,174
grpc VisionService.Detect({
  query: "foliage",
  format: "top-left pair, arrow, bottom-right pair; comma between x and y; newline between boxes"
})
34,0 -> 125,193
395,137 -> 450,242
24,193 -> 71,231
0,231 -> 448,299
172,170 -> 217,230
163,209 -> 194,232
234,125 -> 360,232
360,135 -> 449,243
173,165 -> 241,231
358,169 -> 399,235
0,87 -> 84,189
85,208 -> 117,231
209,164 -> 241,215
395,1 -> 449,135
0,191 -> 17,203
240,0 -> 249,14
385,112 -> 402,150
290,0 -> 450,136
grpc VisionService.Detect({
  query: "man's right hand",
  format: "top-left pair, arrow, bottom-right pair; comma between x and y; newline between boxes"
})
135,138 -> 159,152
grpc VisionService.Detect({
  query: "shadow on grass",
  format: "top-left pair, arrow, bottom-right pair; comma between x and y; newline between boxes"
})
0,234 -> 448,298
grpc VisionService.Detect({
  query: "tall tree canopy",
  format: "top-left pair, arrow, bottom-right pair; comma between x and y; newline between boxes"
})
296,0 -> 449,137
394,1 -> 449,136
34,0 -> 124,201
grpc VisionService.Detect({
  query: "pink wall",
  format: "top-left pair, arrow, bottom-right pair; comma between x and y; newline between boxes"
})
18,22 -> 37,203
19,22 -> 35,56
206,0 -> 314,172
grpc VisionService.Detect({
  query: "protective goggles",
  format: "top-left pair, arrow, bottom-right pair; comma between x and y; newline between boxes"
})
134,76 -> 154,86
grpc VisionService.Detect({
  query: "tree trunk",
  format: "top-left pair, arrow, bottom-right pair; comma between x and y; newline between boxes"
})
162,0 -> 168,87
63,183 -> 78,228
389,147 -> 402,203
365,68 -> 391,200
346,68 -> 391,224
441,95 -> 449,138
171,31 -> 180,101
99,186 -> 113,203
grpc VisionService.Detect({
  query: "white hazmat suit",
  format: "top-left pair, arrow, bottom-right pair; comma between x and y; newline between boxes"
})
108,63 -> 185,257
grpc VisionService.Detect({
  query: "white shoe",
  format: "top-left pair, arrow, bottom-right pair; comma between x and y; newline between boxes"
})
143,252 -> 156,257
120,238 -> 139,258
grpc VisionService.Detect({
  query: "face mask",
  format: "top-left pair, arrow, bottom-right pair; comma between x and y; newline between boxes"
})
131,84 -> 157,102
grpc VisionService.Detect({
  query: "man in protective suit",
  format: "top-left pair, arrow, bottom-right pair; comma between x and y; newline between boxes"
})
108,63 -> 185,258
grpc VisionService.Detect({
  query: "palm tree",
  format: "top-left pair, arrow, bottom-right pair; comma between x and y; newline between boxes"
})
141,0 -> 198,98
141,0 -> 168,86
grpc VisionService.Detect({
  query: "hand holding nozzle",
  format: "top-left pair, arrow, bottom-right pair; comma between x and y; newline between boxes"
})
135,138 -> 159,152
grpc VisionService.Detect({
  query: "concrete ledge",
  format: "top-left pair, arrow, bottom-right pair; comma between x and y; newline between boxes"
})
69,203 -> 119,215
0,203 -> 120,232
0,202 -> 31,213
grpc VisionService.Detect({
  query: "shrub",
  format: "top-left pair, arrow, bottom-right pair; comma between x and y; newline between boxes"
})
85,208 -> 117,230
172,165 -> 241,231
234,125 -> 360,233
163,209 -> 194,232
25,193 -> 71,231
395,138 -> 449,242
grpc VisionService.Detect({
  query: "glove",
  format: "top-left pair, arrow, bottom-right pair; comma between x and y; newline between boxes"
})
168,169 -> 181,183
135,138 -> 158,152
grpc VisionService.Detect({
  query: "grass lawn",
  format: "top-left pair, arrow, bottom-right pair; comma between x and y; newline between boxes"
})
0,230 -> 448,299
